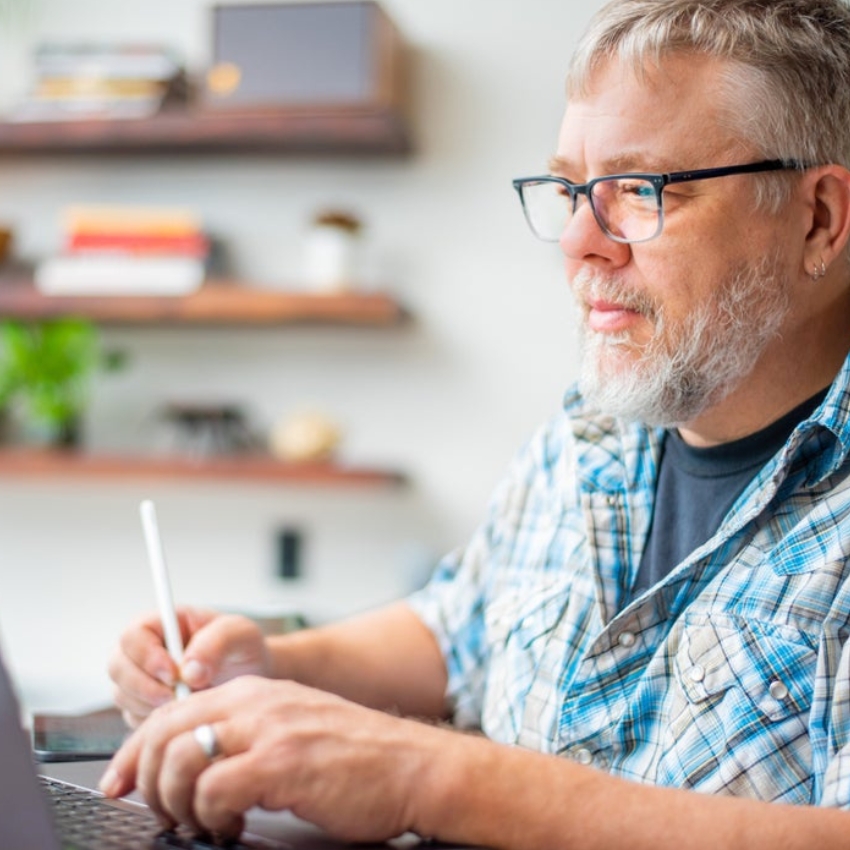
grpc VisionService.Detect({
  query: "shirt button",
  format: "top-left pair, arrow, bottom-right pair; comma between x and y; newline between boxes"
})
689,664 -> 706,683
769,680 -> 789,701
618,631 -> 636,648
575,748 -> 593,766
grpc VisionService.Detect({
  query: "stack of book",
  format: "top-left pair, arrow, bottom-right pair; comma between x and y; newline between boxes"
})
35,205 -> 209,296
11,44 -> 186,122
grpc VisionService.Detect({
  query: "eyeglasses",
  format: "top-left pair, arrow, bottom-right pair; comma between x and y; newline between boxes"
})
512,159 -> 806,244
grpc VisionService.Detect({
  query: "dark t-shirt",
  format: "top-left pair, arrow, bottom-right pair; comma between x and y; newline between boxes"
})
630,388 -> 829,602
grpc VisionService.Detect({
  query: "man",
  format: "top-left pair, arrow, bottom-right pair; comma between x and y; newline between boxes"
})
103,1 -> 850,847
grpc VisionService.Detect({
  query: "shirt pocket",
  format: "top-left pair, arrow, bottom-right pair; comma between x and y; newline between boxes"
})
660,612 -> 816,802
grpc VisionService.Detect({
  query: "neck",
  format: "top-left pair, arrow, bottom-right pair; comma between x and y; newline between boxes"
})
678,284 -> 850,448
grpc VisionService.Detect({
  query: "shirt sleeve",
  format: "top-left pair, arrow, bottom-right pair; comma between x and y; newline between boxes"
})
405,414 -> 570,728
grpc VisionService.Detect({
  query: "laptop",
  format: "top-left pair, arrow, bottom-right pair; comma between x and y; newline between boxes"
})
0,647 -> 466,849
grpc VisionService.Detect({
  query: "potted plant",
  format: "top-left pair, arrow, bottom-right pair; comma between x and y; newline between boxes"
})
0,318 -> 121,448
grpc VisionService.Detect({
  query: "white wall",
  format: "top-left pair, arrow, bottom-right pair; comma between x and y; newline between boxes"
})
0,0 -> 600,711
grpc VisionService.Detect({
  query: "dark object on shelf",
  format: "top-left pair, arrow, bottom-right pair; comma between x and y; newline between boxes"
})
159,402 -> 258,456
205,1 -> 403,110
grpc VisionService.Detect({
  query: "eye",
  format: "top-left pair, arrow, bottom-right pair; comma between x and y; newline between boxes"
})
619,179 -> 656,200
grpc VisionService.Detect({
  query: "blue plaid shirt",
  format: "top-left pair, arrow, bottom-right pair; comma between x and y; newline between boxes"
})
407,353 -> 850,808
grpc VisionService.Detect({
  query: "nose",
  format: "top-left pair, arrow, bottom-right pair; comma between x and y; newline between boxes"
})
559,196 -> 631,269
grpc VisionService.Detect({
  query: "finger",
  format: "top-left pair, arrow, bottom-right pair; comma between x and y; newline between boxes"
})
135,702 -> 190,824
99,722 -> 146,798
193,752 -> 257,840
157,727 -> 217,833
111,679 -> 172,724
110,619 -> 180,697
181,606 -> 219,637
189,714 -> 287,839
109,609 -> 219,710
115,687 -> 236,818
121,607 -> 212,686
181,614 -> 266,688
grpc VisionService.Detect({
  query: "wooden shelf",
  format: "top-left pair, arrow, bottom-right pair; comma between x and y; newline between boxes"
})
0,4 -> 410,157
0,448 -> 406,487
0,277 -> 408,327
0,106 -> 411,156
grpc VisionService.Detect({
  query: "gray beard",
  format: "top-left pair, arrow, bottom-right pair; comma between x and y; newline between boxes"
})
574,253 -> 791,427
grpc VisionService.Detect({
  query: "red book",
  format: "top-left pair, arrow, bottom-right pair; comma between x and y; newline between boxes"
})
66,231 -> 210,257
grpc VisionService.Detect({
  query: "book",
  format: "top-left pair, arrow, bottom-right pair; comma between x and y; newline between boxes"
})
65,232 -> 210,258
9,96 -> 164,122
35,254 -> 205,296
37,202 -> 209,294
32,43 -> 183,82
63,205 -> 202,237
36,77 -> 168,99
10,43 -> 186,123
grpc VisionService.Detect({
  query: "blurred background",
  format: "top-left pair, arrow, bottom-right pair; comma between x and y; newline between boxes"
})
0,0 -> 600,710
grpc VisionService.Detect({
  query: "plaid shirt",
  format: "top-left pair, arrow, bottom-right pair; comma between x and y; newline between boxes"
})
407,353 -> 850,807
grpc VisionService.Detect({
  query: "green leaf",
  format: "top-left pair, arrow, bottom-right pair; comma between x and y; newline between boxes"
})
0,317 -> 103,430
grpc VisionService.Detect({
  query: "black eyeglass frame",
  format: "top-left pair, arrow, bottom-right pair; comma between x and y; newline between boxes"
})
512,158 -> 808,244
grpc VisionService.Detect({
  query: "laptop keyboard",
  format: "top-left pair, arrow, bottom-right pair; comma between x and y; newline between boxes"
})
41,775 -> 263,849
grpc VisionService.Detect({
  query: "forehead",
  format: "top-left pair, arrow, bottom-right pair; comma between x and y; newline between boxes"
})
557,54 -> 749,174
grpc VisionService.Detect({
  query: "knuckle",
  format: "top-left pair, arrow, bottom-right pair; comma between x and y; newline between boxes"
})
223,673 -> 264,697
198,761 -> 239,805
217,613 -> 243,630
152,698 -> 179,722
146,704 -> 179,747
163,733 -> 198,776
194,772 -> 242,837
194,772 -> 219,812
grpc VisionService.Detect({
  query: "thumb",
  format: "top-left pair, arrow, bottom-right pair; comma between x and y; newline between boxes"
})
179,613 -> 261,689
176,607 -> 222,689
180,655 -> 213,689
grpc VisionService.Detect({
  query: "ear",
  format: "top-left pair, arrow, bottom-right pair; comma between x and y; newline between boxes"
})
802,165 -> 850,278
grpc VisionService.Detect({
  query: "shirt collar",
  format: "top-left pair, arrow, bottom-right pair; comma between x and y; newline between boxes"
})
562,346 -> 850,490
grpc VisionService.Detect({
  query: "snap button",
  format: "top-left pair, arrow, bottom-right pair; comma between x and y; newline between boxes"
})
689,664 -> 706,683
618,631 -> 636,648
605,495 -> 619,507
769,680 -> 789,701
575,748 -> 593,766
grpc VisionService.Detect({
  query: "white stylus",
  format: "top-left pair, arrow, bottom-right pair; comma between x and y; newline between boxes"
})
140,499 -> 190,700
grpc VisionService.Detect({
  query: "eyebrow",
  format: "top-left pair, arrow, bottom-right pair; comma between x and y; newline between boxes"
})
548,152 -> 676,178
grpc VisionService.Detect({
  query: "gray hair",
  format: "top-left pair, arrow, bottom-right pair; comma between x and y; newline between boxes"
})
568,0 -> 850,211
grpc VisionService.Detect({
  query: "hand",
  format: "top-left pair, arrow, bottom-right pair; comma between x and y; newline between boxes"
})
108,608 -> 271,727
100,676 -> 437,843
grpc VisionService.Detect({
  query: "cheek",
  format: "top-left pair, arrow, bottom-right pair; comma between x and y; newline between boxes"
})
629,251 -> 702,321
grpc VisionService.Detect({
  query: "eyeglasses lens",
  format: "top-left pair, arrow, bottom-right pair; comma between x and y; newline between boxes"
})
522,177 -> 661,243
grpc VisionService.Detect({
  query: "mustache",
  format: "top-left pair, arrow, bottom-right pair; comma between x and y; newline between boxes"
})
570,267 -> 659,319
